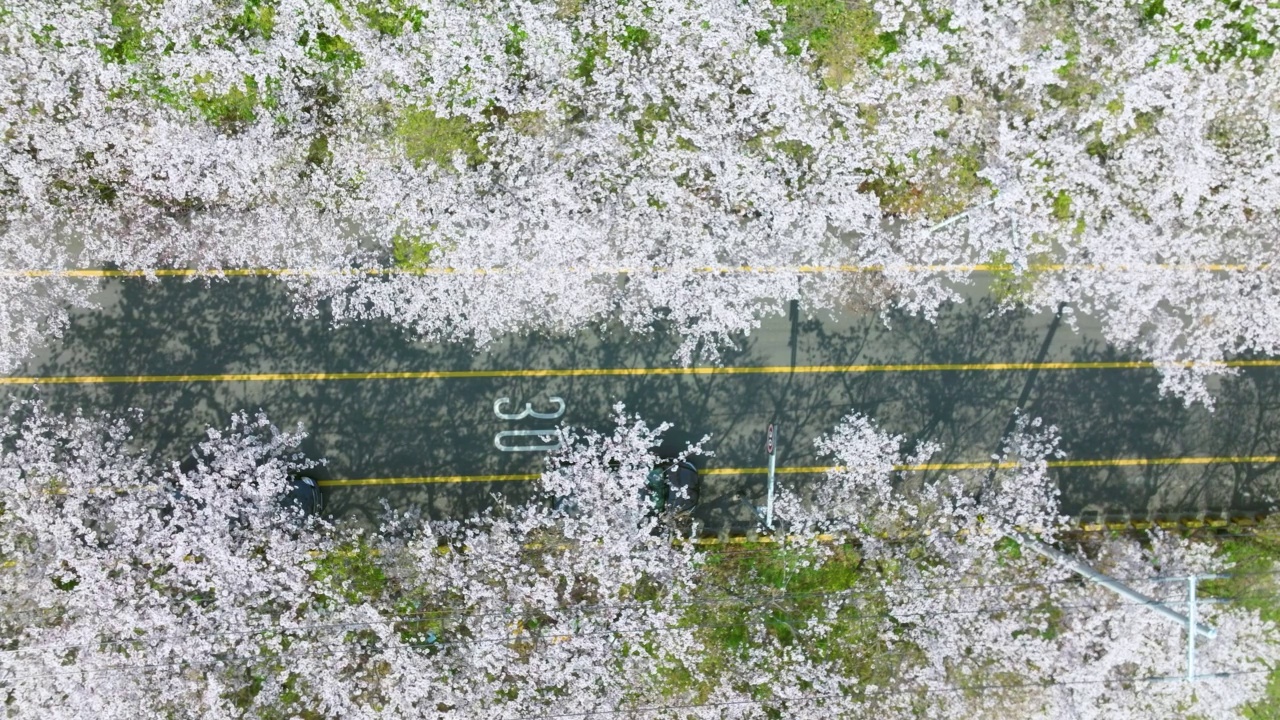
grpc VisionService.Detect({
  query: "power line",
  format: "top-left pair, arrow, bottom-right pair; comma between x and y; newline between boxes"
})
3,585 -> 1266,684
513,669 -> 1273,719
5,560 -> 1274,659
0,567 -> 1211,656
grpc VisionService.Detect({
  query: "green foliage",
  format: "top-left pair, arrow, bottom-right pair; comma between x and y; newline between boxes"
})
311,540 -> 387,605
1141,0 -> 1167,23
631,100 -> 673,147
617,24 -> 654,52
226,668 -> 325,720
745,129 -> 814,165
667,543 -> 911,702
224,0 -> 277,42
505,22 -> 529,57
98,1 -> 149,64
860,145 -> 992,221
1200,519 -> 1280,718
395,105 -> 486,169
357,0 -> 425,36
1200,2 -> 1278,66
769,0 -> 898,87
299,29 -> 363,70
1045,29 -> 1104,109
1084,110 -> 1160,164
994,536 -> 1023,560
51,572 -> 78,592
391,594 -> 450,648
51,173 -> 120,205
391,233 -> 438,269
1145,1 -> 1277,69
1051,190 -> 1072,221
572,33 -> 609,85
191,74 -> 262,132
305,135 -> 331,167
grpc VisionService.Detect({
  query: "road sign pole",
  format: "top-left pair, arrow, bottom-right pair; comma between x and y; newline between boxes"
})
764,424 -> 777,529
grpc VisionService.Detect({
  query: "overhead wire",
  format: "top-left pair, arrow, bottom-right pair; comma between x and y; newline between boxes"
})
1,574 -> 1267,684
513,669 -> 1274,719
0,591 -> 1249,685
0,562 -> 1244,657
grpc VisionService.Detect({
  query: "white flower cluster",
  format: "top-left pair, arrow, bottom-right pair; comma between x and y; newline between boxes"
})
1,402 -> 1276,716
3,1 -> 1278,397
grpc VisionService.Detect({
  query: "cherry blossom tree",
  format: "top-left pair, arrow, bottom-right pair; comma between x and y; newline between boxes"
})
0,400 -> 713,718
767,408 -> 1280,719
2,401 -> 1277,717
0,401 -> 374,718
0,239 -> 96,374
4,0 -> 1277,399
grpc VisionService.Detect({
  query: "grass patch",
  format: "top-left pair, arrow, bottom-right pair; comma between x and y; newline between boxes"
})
98,0 -> 149,64
395,106 -> 487,169
668,542 -> 912,702
987,249 -> 1047,306
311,539 -> 387,605
859,145 -> 993,221
1201,518 -> 1280,718
765,0 -> 898,87
191,73 -> 265,132
357,0 -> 425,36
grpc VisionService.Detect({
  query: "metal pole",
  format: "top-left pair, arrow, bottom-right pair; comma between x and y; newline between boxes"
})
927,197 -> 997,232
765,439 -> 777,529
1187,575 -> 1197,680
1017,533 -> 1217,639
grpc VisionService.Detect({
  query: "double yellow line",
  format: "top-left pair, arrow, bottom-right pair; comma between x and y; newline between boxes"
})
317,455 -> 1280,487
4,358 -> 1280,386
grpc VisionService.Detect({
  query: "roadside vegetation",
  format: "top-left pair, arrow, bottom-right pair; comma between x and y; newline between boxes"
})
5,0 -> 1279,404
3,402 -> 1276,718
1203,517 -> 1280,718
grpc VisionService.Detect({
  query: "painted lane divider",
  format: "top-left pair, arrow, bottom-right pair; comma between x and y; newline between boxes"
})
315,455 -> 1280,488
5,358 -> 1280,386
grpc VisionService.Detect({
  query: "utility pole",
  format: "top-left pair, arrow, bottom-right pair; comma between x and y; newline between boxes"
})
1018,533 -> 1219,641
1153,573 -> 1229,680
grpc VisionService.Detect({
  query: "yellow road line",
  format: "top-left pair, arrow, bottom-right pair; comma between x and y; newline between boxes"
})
320,473 -> 540,487
317,456 -> 1280,488
6,358 -> 1280,386
1050,456 -> 1279,468
1,262 -> 1271,279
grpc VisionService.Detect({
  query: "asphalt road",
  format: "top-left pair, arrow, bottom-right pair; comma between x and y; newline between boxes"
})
5,274 -> 1280,531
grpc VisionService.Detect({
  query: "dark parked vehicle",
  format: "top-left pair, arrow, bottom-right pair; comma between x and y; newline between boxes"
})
173,451 -> 323,517
643,459 -> 700,515
283,475 -> 323,515
550,458 -> 702,522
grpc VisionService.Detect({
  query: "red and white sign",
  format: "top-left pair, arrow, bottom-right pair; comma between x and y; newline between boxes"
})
765,424 -> 775,455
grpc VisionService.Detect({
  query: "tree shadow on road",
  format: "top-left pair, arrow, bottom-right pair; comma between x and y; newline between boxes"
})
9,277 -> 1279,532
